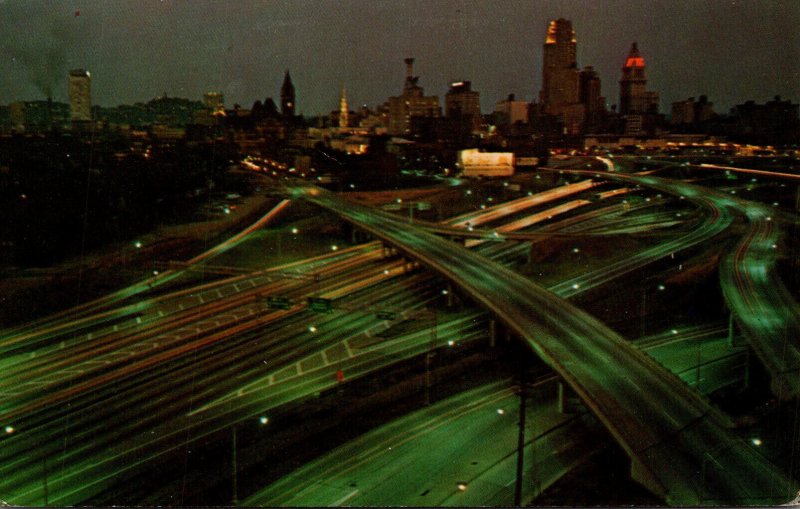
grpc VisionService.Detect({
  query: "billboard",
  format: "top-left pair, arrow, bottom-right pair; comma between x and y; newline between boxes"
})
458,149 -> 515,177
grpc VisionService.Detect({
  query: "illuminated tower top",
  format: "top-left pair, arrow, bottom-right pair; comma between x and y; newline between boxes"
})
339,86 -> 348,128
280,69 -> 295,118
619,42 -> 658,115
622,42 -> 646,82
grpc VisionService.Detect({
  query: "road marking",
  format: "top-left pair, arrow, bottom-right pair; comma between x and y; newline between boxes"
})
343,340 -> 354,358
233,283 -> 240,292
321,350 -> 330,366
332,489 -> 359,506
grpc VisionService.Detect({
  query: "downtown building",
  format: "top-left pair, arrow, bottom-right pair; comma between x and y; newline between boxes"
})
280,70 -> 296,119
536,19 -> 605,136
68,69 -> 92,128
618,43 -> 660,135
445,80 -> 481,135
494,94 -> 529,127
386,58 -> 440,136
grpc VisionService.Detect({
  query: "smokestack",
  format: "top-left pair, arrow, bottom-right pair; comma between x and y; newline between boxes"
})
404,57 -> 414,80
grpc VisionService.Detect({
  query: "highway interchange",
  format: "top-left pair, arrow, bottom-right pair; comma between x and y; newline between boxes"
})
1,154 -> 799,505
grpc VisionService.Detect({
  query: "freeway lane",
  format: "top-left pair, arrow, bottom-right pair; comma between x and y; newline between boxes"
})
569,163 -> 800,399
297,183 -> 795,505
244,380 -> 602,507
245,325 -> 749,507
0,199 -> 292,353
0,170 -> 790,505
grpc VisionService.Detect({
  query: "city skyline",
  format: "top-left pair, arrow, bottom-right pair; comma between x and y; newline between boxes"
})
1,1 -> 798,116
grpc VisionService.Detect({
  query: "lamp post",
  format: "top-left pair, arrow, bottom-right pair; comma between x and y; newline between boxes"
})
641,281 -> 666,338
425,308 -> 437,406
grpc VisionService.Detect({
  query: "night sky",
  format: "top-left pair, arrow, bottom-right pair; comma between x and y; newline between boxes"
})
1,0 -> 798,115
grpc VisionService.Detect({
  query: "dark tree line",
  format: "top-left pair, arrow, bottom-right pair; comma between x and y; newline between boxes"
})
0,133 -> 240,266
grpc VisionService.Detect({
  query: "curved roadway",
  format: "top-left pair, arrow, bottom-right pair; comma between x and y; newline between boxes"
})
296,183 -> 795,505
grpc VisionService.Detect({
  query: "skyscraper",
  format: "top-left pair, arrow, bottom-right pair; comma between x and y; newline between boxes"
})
619,43 -> 658,115
280,70 -> 295,118
579,66 -> 604,132
68,69 -> 91,123
539,18 -> 580,117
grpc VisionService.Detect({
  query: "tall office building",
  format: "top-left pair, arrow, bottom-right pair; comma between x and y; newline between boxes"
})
539,19 -> 580,117
579,66 -> 604,132
619,43 -> 658,115
445,81 -> 481,133
68,69 -> 92,123
386,58 -> 440,135
280,70 -> 295,118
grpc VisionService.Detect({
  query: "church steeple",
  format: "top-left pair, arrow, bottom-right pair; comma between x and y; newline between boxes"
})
339,86 -> 348,128
280,69 -> 295,118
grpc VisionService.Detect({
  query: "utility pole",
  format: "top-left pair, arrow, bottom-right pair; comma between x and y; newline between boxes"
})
231,426 -> 238,505
42,457 -> 49,506
425,309 -> 437,405
514,381 -> 527,506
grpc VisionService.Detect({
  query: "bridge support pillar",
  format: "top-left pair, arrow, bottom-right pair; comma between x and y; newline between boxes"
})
630,459 -> 668,503
557,382 -> 581,414
743,348 -> 750,390
446,283 -> 453,307
726,313 -> 743,347
489,319 -> 496,348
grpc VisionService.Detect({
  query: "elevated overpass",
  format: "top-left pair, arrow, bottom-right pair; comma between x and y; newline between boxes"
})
293,183 -> 796,505
555,166 -> 800,400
